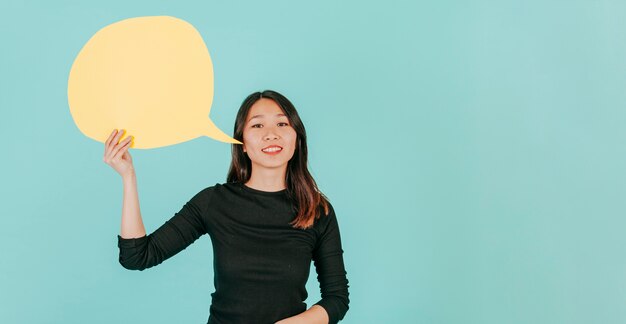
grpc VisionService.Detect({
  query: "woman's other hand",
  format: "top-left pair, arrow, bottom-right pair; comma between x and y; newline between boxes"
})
103,129 -> 135,178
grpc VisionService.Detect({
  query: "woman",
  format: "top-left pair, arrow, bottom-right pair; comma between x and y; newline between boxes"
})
104,90 -> 350,324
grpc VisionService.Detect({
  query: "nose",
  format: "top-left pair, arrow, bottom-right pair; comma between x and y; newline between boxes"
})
263,125 -> 280,141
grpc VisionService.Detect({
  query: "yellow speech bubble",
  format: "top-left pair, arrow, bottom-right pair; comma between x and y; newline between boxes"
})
68,16 -> 241,149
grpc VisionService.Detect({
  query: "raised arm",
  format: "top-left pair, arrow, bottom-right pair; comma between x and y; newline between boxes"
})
103,129 -> 146,239
312,205 -> 350,323
119,164 -> 146,239
104,129 -> 209,271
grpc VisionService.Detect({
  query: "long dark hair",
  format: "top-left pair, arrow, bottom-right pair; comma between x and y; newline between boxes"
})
226,90 -> 330,229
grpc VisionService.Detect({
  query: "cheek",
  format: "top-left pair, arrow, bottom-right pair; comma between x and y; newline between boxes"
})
287,131 -> 298,150
242,133 -> 253,151
242,130 -> 256,142
290,129 -> 298,140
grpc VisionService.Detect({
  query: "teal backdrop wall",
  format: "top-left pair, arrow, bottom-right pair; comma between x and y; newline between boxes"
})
1,1 -> 625,323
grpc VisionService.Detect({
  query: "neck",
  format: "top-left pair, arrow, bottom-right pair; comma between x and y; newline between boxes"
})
245,165 -> 288,192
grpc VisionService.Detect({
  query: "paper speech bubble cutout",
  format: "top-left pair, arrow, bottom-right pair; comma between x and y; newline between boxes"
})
68,16 -> 242,149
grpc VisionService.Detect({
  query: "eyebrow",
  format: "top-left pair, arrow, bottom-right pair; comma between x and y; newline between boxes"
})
247,113 -> 287,122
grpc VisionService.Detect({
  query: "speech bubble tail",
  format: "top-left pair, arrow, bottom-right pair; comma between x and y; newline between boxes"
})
203,119 -> 243,144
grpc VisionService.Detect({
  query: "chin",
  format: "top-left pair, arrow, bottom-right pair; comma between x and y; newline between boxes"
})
265,163 -> 289,169
251,160 -> 289,170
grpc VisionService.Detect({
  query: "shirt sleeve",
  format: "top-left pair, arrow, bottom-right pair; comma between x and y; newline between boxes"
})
312,204 -> 350,323
116,188 -> 211,271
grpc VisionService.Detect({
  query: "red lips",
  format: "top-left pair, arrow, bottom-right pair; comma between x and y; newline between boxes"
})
261,145 -> 283,154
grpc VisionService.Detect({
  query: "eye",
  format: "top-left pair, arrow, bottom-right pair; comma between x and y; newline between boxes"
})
251,124 -> 262,128
278,122 -> 289,127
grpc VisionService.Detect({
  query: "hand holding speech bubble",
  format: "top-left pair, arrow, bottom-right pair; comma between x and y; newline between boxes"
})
68,16 -> 241,149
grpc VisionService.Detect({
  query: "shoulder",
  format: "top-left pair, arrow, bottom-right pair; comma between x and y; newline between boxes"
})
195,182 -> 236,192
312,200 -> 339,230
192,182 -> 243,200
183,183 -> 237,214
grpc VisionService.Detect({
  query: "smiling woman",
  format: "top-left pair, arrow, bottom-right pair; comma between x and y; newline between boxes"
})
239,98 -> 298,185
228,90 -> 331,230
109,90 -> 350,324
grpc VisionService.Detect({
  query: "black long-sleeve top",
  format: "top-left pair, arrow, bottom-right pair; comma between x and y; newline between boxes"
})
117,182 -> 350,324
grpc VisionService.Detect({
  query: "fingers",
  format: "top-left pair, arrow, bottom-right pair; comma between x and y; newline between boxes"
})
110,136 -> 133,160
105,129 -> 123,157
120,143 -> 133,161
104,129 -> 117,157
103,129 -> 133,162
105,129 -> 117,147
118,137 -> 133,157
107,129 -> 123,149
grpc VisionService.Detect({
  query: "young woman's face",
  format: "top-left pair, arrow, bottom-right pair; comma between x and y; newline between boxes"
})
242,98 -> 297,172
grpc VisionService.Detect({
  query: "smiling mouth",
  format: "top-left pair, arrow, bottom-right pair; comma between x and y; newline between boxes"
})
262,146 -> 283,153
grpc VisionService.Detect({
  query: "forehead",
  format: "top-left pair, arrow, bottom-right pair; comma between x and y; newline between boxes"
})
246,98 -> 286,120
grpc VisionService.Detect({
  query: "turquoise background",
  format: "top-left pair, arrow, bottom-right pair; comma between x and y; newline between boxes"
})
1,0 -> 625,323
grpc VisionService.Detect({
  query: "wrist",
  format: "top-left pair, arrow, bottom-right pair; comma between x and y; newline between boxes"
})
121,170 -> 136,182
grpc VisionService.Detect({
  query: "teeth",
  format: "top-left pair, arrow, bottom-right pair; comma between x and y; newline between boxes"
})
262,147 -> 282,152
